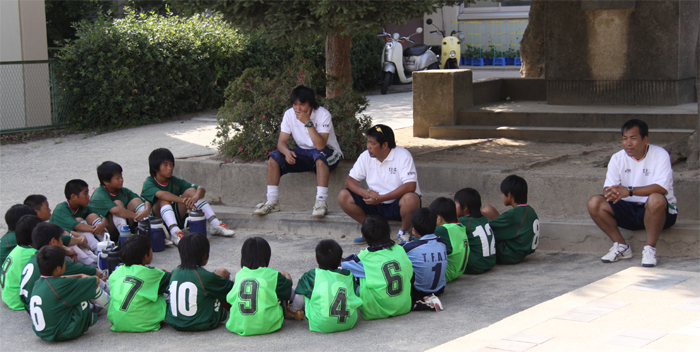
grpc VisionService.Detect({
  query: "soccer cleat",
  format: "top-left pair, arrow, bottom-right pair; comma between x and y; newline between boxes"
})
312,199 -> 328,218
253,201 -> 280,215
170,231 -> 184,246
397,229 -> 411,245
601,242 -> 632,263
418,294 -> 444,312
353,237 -> 366,245
642,245 -> 657,267
284,305 -> 304,320
209,222 -> 235,237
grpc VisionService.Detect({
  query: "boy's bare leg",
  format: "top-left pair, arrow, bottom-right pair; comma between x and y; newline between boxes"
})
126,198 -> 149,223
481,206 -> 500,220
315,159 -> 329,187
267,158 -> 282,186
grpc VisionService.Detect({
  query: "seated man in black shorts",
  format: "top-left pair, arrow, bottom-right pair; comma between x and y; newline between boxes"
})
338,124 -> 421,245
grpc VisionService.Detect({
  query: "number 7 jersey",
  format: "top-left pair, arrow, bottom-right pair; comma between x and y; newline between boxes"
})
107,265 -> 171,332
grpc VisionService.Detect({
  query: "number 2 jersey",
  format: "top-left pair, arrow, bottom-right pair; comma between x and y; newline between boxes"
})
30,276 -> 98,341
166,266 -> 233,331
489,205 -> 540,265
107,264 -> 171,332
1,245 -> 37,310
295,268 -> 363,333
21,255 -> 97,312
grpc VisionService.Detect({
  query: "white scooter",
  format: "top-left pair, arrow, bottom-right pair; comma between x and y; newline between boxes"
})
378,27 -> 440,94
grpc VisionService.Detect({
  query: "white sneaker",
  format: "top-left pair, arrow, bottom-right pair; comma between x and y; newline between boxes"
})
209,222 -> 235,237
312,199 -> 327,218
418,294 -> 444,312
642,245 -> 657,267
170,230 -> 184,246
397,230 -> 411,245
601,242 -> 632,263
253,201 -> 280,215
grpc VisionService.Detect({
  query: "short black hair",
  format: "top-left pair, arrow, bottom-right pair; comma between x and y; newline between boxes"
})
428,197 -> 458,223
411,208 -> 437,237
289,85 -> 319,110
5,204 -> 36,231
23,195 -> 47,212
621,119 -> 649,138
64,179 -> 88,199
120,234 -> 152,266
32,222 -> 65,250
500,175 -> 528,204
15,215 -> 43,246
241,237 -> 271,269
365,124 -> 396,149
454,188 -> 483,218
36,245 -> 66,276
97,161 -> 123,186
178,232 -> 209,270
315,239 -> 343,270
361,215 -> 394,249
148,148 -> 175,177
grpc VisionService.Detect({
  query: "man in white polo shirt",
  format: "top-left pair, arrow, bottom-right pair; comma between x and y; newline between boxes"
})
587,119 -> 677,267
253,85 -> 343,218
338,124 -> 422,245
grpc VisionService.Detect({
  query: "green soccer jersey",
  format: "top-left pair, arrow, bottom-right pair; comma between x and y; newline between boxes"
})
226,266 -> 292,336
89,185 -> 146,218
166,266 -> 234,331
141,176 -> 197,204
435,223 -> 469,282
50,201 -> 95,232
1,245 -> 37,310
21,255 -> 97,312
357,244 -> 413,320
107,264 -> 171,332
459,215 -> 497,275
30,276 -> 98,341
0,231 -> 16,265
296,268 -> 363,333
489,205 -> 540,265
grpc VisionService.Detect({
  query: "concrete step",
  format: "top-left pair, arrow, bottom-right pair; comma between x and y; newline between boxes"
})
429,125 -> 694,143
212,206 -> 699,258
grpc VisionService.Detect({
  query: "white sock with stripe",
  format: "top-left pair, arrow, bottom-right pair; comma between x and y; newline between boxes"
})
160,204 -> 181,235
133,202 -> 146,220
194,199 -> 220,227
316,186 -> 329,201
112,215 -> 128,231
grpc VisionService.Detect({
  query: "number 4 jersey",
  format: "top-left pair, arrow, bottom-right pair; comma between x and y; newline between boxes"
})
107,264 -> 171,332
296,268 -> 363,333
166,266 -> 234,331
489,205 -> 540,265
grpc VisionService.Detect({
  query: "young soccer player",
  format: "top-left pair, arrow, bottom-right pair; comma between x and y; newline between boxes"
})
285,239 -> 363,332
90,161 -> 151,242
1,215 -> 42,310
20,222 -> 107,313
50,179 -> 105,252
226,237 -> 293,336
429,197 -> 469,283
29,245 -> 106,341
141,148 -> 234,245
107,235 -> 171,332
488,175 -> 541,265
1,204 -> 36,264
341,216 -> 413,320
23,194 -> 90,259
403,208 -> 446,311
455,188 -> 497,274
167,232 -> 233,331
23,195 -> 52,221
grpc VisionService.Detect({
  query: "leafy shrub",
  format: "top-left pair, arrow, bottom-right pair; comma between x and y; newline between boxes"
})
216,56 -> 372,161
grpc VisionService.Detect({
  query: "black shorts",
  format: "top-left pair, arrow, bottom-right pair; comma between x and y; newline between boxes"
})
346,189 -> 421,222
609,199 -> 677,231
269,146 -> 340,176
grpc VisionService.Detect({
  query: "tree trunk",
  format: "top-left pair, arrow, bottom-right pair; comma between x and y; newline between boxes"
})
325,31 -> 353,98
689,17 -> 700,169
520,0 -> 546,78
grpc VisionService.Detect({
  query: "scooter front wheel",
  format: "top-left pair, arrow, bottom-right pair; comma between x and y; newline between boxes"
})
380,72 -> 393,95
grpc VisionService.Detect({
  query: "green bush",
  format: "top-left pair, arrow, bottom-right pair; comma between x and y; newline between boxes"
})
216,56 -> 371,161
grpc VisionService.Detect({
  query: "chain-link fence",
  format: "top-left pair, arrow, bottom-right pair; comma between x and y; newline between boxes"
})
1,60 -> 69,133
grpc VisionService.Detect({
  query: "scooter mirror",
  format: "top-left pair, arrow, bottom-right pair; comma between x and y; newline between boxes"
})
416,27 -> 423,34
459,33 -> 465,40
426,19 -> 433,25
393,33 -> 400,40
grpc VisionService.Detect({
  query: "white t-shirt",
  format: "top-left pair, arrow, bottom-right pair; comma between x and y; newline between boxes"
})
604,144 -> 677,214
280,106 -> 343,157
349,146 -> 421,204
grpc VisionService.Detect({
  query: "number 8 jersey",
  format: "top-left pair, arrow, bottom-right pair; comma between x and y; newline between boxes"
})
489,204 -> 540,265
107,265 -> 171,332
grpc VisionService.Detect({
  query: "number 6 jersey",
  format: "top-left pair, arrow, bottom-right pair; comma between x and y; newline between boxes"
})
107,265 -> 171,332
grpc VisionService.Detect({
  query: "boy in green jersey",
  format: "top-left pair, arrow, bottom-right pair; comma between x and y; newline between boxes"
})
429,197 -> 469,282
90,161 -> 151,242
455,188 -> 497,274
21,222 -> 107,313
30,245 -> 107,341
285,239 -> 363,332
341,216 -> 413,320
488,175 -> 541,265
141,148 -> 234,245
227,237 -> 293,336
23,195 -> 52,221
108,235 -> 171,332
1,204 -> 36,264
167,232 -> 233,331
50,179 -> 107,255
1,215 -> 42,310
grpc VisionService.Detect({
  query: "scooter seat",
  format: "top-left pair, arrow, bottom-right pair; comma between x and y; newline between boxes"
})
403,44 -> 431,57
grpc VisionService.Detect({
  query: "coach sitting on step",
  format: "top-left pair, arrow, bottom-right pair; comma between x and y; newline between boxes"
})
587,119 -> 677,268
338,124 -> 421,245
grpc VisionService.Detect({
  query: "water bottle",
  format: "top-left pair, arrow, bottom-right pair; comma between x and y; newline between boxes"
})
106,249 -> 122,274
96,241 -> 109,271
118,224 -> 131,244
137,217 -> 151,237
149,217 -> 167,252
184,210 -> 207,236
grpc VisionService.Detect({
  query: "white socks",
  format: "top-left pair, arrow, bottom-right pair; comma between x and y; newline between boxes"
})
316,186 -> 329,201
266,185 -> 279,204
194,199 -> 220,227
79,231 -> 100,252
290,294 -> 305,312
112,215 -> 128,231
160,204 -> 181,235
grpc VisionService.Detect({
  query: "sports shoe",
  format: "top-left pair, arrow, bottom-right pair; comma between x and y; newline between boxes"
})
253,201 -> 280,215
312,199 -> 328,218
601,242 -> 632,263
417,294 -> 444,312
284,305 -> 304,320
164,239 -> 174,246
642,245 -> 657,267
209,222 -> 235,237
170,231 -> 184,246
353,237 -> 366,245
397,229 -> 411,245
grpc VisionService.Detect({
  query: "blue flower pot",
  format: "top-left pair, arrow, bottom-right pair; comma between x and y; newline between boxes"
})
471,58 -> 484,66
493,57 -> 506,66
506,57 -> 515,65
514,57 -> 522,66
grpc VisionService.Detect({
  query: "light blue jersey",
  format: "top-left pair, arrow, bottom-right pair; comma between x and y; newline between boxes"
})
403,234 -> 447,293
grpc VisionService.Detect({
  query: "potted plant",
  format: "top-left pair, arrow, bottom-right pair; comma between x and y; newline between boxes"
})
514,49 -> 522,66
505,48 -> 516,65
471,48 -> 484,66
462,45 -> 474,65
493,49 -> 506,66
483,48 -> 494,65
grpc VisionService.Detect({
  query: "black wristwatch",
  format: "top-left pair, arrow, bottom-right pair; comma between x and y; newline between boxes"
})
304,121 -> 314,128
627,186 -> 633,197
